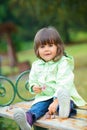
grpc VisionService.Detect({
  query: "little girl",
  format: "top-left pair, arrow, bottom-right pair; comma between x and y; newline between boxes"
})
14,27 -> 86,130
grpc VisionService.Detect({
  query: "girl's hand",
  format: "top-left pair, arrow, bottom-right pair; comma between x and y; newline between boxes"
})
48,99 -> 58,114
32,85 -> 42,93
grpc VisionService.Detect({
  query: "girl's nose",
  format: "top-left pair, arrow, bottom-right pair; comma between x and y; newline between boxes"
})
44,45 -> 49,51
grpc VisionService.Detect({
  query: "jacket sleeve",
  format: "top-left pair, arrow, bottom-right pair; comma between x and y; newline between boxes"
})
28,63 -> 39,94
54,58 -> 75,97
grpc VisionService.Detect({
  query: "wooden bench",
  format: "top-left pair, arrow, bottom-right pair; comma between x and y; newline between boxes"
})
0,70 -> 87,130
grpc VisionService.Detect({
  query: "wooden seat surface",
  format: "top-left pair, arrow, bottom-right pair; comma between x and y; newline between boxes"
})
0,101 -> 87,130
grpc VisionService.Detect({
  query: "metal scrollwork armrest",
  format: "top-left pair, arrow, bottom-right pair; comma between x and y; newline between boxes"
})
0,70 -> 35,107
0,75 -> 16,107
15,70 -> 35,101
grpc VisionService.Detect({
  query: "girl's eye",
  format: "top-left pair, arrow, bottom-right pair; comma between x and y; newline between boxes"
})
49,44 -> 53,47
40,45 -> 45,48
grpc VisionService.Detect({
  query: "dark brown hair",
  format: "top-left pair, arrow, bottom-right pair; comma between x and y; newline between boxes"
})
34,26 -> 64,61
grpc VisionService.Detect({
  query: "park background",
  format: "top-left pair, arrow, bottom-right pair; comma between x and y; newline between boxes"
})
0,0 -> 87,130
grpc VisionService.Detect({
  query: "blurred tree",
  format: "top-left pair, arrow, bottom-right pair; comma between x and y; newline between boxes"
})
0,22 -> 18,66
0,0 -> 87,46
10,0 -> 87,43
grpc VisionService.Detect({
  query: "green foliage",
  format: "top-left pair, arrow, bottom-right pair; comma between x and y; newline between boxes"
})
70,31 -> 87,42
66,43 -> 87,57
17,41 -> 34,51
0,0 -> 87,43
0,39 -> 7,53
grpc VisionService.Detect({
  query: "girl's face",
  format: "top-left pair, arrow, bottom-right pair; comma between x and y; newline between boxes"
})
38,43 -> 57,61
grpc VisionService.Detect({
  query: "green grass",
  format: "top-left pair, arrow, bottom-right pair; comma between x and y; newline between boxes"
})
66,43 -> 87,56
17,49 -> 36,63
66,43 -> 87,67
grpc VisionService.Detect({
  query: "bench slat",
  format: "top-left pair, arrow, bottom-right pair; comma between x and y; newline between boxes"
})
35,116 -> 87,130
0,101 -> 87,130
0,101 -> 32,119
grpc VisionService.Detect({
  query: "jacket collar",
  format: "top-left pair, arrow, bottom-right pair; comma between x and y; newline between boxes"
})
38,59 -> 55,65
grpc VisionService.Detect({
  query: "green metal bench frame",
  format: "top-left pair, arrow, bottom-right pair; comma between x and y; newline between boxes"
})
0,70 -> 34,107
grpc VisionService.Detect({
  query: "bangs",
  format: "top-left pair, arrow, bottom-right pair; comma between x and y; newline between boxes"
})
35,30 -> 58,47
38,38 -> 57,46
